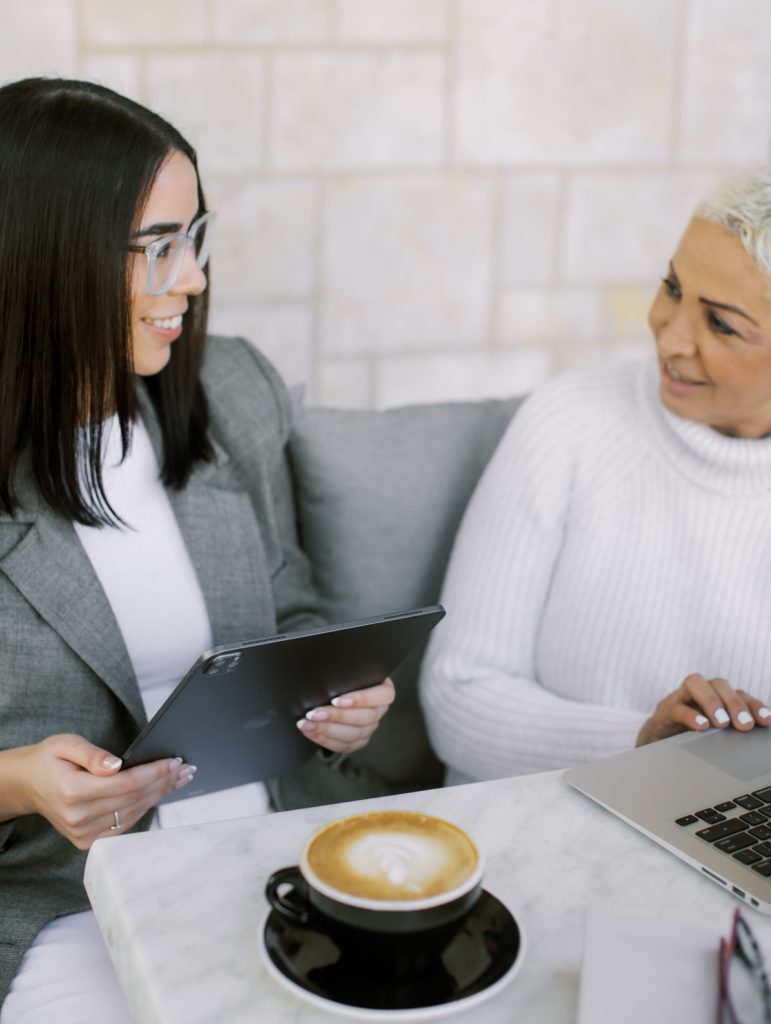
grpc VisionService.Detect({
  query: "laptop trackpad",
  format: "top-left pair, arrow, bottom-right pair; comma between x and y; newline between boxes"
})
682,727 -> 771,782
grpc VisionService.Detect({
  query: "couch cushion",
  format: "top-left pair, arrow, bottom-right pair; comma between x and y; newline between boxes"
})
289,396 -> 523,623
286,395 -> 523,796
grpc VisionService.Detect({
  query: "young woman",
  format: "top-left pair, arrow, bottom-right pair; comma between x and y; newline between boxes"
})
421,167 -> 771,784
0,78 -> 393,1020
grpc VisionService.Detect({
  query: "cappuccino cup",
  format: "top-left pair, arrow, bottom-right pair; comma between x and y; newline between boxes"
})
265,809 -> 484,981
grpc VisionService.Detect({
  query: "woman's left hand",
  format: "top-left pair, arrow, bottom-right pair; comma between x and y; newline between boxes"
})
297,677 -> 396,754
636,673 -> 771,747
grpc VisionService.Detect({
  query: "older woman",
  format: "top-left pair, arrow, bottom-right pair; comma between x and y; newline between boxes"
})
421,167 -> 771,785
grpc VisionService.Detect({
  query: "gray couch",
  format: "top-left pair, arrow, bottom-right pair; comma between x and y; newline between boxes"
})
275,393 -> 524,808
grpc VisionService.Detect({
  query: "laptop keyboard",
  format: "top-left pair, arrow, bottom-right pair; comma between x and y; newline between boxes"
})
676,786 -> 771,877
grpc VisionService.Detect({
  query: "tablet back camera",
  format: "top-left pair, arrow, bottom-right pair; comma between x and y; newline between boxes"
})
204,653 -> 242,676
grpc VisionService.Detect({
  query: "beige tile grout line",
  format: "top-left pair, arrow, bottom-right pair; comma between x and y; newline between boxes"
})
552,169 -> 568,289
669,0 -> 690,167
204,0 -> 215,40
444,0 -> 457,167
74,0 -> 84,73
309,171 -> 325,405
262,48 -> 274,175
487,173 -> 504,352
79,42 -> 450,56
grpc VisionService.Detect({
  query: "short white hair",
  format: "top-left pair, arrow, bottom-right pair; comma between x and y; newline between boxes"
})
697,166 -> 771,277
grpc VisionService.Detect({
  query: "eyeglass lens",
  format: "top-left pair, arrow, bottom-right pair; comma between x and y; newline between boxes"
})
149,216 -> 213,295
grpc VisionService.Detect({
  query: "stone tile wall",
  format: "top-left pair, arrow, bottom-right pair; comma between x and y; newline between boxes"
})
2,0 -> 770,406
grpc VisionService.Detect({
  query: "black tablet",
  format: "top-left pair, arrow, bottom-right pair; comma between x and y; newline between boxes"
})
121,605 -> 445,803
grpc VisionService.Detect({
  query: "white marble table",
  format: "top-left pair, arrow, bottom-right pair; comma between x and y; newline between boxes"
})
84,770 -> 767,1023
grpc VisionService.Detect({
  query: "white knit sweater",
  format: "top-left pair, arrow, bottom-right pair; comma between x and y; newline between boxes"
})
420,359 -> 771,784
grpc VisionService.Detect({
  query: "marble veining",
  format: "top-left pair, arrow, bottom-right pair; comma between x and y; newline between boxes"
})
85,771 -> 771,1023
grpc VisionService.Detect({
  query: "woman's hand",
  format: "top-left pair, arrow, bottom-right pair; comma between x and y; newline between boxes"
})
0,734 -> 196,850
297,677 -> 396,754
636,674 -> 771,747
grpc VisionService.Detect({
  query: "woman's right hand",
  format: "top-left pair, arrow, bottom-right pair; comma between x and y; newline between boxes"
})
636,674 -> 771,747
0,734 -> 195,849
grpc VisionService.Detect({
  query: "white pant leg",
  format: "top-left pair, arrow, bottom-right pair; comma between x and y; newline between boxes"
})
1,910 -> 133,1024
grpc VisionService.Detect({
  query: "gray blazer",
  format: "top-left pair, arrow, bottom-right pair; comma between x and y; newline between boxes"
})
0,336 -> 332,1000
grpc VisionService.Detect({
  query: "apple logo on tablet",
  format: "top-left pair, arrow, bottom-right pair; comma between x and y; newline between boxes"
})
243,707 -> 278,731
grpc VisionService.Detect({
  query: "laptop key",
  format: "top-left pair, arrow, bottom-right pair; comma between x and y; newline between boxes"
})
755,841 -> 771,858
749,825 -> 771,841
696,819 -> 749,842
752,787 -> 771,804
715,801 -> 737,812
735,795 -> 764,810
751,860 -> 771,878
715,833 -> 758,854
758,807 -> 771,822
740,811 -> 767,827
675,815 -> 699,827
695,808 -> 726,824
735,849 -> 763,865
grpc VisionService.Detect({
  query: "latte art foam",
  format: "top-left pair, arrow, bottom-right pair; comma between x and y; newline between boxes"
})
305,810 -> 479,901
345,832 -> 459,895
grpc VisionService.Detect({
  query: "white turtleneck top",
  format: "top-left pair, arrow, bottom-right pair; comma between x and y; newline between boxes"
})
420,358 -> 771,784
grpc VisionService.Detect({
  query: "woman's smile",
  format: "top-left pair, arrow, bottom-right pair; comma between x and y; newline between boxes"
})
660,360 -> 707,392
139,312 -> 185,342
142,313 -> 184,333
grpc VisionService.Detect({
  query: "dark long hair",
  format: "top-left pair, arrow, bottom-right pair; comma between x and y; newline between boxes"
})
0,77 -> 212,525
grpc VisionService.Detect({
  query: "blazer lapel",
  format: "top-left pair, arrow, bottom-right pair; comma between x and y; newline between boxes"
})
0,472 -> 145,726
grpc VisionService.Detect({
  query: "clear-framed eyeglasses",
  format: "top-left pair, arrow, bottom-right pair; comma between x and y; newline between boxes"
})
718,908 -> 771,1023
127,211 -> 216,296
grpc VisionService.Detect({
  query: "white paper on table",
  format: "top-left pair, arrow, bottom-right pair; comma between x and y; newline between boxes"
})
575,909 -> 720,1024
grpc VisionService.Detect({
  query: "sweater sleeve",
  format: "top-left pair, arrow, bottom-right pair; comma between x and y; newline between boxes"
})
420,379 -> 646,781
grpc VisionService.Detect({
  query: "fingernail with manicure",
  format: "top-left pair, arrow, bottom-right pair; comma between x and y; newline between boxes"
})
331,695 -> 353,709
305,707 -> 328,721
760,707 -> 771,719
738,711 -> 753,725
694,714 -> 708,726
715,708 -> 730,725
297,719 -> 315,734
102,755 -> 122,770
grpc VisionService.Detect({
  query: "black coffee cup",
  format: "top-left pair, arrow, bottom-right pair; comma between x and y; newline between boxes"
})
265,810 -> 484,982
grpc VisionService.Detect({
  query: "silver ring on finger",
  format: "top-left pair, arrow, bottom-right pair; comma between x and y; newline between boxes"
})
110,810 -> 121,831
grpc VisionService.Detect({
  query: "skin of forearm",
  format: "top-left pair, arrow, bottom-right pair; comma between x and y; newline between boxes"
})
0,745 -> 36,822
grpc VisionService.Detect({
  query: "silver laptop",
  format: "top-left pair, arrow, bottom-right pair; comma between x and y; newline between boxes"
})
565,726 -> 771,913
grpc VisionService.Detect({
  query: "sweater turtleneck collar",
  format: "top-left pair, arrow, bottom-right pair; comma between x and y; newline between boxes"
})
639,359 -> 771,497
